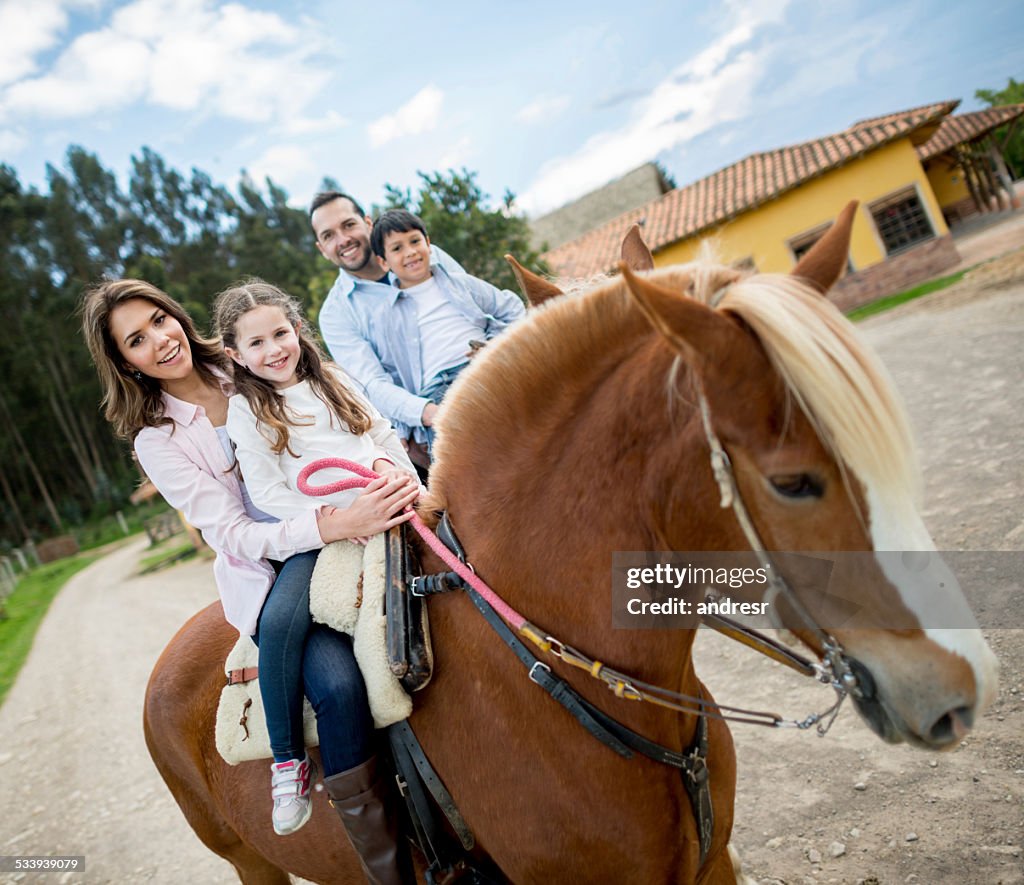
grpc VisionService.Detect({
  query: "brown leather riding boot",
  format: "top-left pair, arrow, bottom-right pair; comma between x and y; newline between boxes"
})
324,756 -> 406,885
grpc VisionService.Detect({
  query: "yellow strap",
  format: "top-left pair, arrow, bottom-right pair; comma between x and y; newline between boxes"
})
519,623 -> 551,653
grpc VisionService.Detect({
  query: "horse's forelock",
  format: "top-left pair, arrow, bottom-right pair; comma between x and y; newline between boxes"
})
717,272 -> 921,510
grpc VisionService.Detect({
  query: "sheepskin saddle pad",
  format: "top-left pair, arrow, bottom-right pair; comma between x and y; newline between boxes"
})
215,534 -> 413,765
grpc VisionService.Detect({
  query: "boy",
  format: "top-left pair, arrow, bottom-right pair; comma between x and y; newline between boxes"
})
368,209 -> 525,454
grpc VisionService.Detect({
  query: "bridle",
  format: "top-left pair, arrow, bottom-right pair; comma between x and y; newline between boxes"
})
298,409 -> 864,737
693,384 -> 863,732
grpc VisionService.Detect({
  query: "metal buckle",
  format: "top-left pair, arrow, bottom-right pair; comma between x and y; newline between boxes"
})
528,661 -> 551,685
410,576 -> 426,598
395,774 -> 408,797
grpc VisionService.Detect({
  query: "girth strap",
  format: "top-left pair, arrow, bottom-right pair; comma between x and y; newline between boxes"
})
389,720 -> 474,853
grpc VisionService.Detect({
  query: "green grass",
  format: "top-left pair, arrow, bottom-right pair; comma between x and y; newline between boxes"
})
847,269 -> 967,321
0,553 -> 100,708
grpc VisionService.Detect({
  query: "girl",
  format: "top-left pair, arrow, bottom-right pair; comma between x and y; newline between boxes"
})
214,278 -> 418,882
80,280 -> 412,884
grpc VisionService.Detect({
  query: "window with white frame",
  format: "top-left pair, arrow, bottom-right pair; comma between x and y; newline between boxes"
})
869,187 -> 935,255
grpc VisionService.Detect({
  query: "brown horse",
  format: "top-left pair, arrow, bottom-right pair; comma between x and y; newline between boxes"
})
144,206 -> 997,884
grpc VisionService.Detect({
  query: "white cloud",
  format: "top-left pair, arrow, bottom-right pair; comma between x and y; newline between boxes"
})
0,0 -> 87,87
517,0 -> 791,215
280,110 -> 349,137
246,143 -> 315,192
0,125 -> 27,154
515,94 -> 570,125
0,0 -> 333,128
3,29 -> 151,119
367,85 -> 443,148
436,136 -> 472,171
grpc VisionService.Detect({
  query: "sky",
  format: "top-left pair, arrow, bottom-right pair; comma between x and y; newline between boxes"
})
1,0 -> 1022,221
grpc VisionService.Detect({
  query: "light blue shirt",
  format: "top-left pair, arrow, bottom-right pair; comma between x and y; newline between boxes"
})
318,246 -> 525,431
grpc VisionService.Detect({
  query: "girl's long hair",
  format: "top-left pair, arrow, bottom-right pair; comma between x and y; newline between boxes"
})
79,279 -> 228,440
213,278 -> 371,454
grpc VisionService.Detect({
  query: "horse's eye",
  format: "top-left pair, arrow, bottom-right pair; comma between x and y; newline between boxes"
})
770,473 -> 824,499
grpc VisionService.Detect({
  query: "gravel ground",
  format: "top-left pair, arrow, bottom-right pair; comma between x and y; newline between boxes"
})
0,248 -> 1020,885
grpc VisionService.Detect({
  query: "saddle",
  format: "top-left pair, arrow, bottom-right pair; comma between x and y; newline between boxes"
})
215,524 -> 437,765
384,520 -> 433,693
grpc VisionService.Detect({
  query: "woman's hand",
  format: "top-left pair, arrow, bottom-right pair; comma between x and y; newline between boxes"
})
315,475 -> 419,544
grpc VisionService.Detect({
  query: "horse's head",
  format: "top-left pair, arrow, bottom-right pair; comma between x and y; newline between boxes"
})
433,206 -> 996,751
614,203 -> 997,749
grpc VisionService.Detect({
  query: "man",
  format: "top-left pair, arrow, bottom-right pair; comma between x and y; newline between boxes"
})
311,191 -> 525,458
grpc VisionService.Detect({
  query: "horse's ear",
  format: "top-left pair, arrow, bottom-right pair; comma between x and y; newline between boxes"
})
504,254 -> 564,307
791,200 -> 858,294
621,224 -> 654,272
619,264 -> 739,366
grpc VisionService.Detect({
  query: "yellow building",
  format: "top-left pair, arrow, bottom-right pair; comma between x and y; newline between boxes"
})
542,100 -> 1024,311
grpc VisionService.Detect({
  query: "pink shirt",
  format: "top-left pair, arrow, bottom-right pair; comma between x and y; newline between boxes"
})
133,373 -> 323,636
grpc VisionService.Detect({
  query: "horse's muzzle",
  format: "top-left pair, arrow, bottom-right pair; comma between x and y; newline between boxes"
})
848,656 -> 975,750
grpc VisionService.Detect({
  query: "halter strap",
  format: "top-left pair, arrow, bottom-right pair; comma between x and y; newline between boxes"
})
694,383 -> 862,701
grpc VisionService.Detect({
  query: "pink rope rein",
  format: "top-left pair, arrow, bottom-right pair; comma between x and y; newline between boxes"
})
296,457 -> 526,630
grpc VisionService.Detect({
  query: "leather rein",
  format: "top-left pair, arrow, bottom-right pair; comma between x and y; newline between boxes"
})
297,413 -> 862,738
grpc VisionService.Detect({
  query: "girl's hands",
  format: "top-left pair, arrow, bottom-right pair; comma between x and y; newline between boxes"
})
315,474 -> 419,545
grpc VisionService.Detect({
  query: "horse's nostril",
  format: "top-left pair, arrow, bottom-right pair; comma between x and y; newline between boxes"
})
928,705 -> 974,745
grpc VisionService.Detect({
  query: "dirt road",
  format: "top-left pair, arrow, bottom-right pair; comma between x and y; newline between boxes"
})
0,543 -> 235,884
0,254 -> 1020,885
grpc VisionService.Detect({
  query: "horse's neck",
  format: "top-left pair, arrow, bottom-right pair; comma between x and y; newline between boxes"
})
437,314 -> 710,690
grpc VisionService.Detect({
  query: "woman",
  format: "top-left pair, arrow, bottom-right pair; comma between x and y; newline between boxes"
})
80,279 -> 409,885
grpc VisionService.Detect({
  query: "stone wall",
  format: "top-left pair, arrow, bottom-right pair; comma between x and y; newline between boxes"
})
828,234 -> 961,313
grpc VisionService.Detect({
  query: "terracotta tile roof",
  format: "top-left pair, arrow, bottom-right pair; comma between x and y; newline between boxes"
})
917,104 -> 1024,161
542,100 -> 960,279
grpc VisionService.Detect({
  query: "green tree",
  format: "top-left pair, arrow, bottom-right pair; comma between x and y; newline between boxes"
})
232,173 -> 323,314
379,169 -> 547,293
0,147 -> 550,547
975,77 -> 1024,178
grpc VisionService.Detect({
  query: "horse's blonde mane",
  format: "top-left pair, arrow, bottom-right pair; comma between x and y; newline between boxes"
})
717,272 -> 921,507
429,259 -> 921,514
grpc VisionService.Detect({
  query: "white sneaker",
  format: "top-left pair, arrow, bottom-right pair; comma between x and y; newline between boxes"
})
270,754 -> 316,835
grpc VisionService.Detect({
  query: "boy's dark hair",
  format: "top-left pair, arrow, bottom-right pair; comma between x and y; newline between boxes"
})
309,190 -> 365,221
370,209 -> 428,258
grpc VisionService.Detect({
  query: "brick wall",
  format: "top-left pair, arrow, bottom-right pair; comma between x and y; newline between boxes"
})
828,234 -> 961,313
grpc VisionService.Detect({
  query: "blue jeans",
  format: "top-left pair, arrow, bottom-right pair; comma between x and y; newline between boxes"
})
254,551 -> 374,776
420,362 -> 468,456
